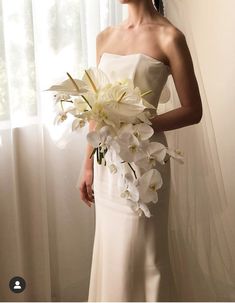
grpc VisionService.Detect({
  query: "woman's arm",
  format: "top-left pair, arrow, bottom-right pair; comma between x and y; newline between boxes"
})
150,29 -> 203,132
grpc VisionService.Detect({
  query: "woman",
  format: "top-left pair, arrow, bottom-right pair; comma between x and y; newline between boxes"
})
80,0 -> 203,301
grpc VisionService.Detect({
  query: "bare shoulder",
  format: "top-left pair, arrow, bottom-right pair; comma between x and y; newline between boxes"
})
159,21 -> 202,121
160,23 -> 190,67
158,20 -> 186,52
96,26 -> 113,64
96,26 -> 113,44
162,21 -> 185,41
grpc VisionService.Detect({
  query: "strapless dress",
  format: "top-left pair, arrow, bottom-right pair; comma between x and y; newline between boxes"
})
88,52 -> 177,302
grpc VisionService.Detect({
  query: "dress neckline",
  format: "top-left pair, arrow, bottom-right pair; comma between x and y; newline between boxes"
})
101,52 -> 170,70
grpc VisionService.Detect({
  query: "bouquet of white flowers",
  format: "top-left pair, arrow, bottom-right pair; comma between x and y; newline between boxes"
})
46,67 -> 184,218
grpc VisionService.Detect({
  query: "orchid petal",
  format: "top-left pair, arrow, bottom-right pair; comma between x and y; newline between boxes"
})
86,131 -> 100,147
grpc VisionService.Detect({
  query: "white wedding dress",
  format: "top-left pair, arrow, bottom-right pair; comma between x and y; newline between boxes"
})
88,52 -> 177,302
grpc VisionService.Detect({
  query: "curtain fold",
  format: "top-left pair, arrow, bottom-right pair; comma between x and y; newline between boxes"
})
0,0 -> 118,301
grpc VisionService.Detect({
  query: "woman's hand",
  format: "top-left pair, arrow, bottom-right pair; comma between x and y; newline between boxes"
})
79,169 -> 94,207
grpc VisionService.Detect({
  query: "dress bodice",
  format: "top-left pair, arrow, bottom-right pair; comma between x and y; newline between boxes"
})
98,52 -> 171,108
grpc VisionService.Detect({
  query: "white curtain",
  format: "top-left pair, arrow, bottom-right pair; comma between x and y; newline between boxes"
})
0,0 -> 124,301
0,0 -> 235,301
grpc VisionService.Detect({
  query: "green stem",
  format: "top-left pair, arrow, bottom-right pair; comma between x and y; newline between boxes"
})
89,147 -> 96,159
66,72 -> 80,91
96,147 -> 99,164
60,100 -> 64,111
117,91 -> 126,102
84,70 -> 98,93
141,89 -> 152,98
63,100 -> 73,103
66,72 -> 92,109
127,162 -> 137,179
81,95 -> 92,109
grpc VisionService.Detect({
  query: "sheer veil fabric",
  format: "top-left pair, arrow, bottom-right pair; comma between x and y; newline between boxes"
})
158,0 -> 235,300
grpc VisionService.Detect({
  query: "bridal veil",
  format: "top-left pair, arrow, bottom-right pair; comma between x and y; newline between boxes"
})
158,0 -> 235,300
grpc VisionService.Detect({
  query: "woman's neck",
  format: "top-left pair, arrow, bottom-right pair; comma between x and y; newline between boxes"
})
124,0 -> 159,29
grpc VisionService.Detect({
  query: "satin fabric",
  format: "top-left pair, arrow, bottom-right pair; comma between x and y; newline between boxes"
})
88,52 -> 177,302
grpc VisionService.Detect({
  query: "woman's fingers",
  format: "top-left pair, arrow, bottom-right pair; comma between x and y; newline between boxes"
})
79,181 -> 92,207
87,184 -> 94,203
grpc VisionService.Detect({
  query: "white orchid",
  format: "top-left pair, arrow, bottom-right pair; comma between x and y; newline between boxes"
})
118,171 -> 139,202
53,106 -> 74,125
117,123 -> 154,141
135,141 -> 168,170
54,110 -> 68,125
116,132 -> 146,163
86,125 -> 118,165
138,168 -> 163,204
54,93 -> 71,103
72,117 -> 86,130
108,163 -> 118,174
136,111 -> 152,125
104,147 -> 123,174
126,200 -> 152,218
46,66 -> 184,218
114,123 -> 155,164
118,166 -> 161,218
167,148 -> 184,164
86,125 -> 116,150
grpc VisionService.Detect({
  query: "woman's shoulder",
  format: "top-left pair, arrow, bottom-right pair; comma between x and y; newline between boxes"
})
96,19 -> 185,50
153,16 -> 184,40
96,26 -> 113,42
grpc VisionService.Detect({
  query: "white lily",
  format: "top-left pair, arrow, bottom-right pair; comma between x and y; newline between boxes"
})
46,66 -> 185,219
107,78 -> 155,110
101,83 -> 147,119
73,97 -> 90,113
45,77 -> 88,96
91,102 -> 117,129
82,67 -> 110,93
138,168 -> 163,204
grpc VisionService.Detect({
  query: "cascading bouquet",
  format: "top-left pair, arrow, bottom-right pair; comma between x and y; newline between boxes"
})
46,67 -> 184,218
